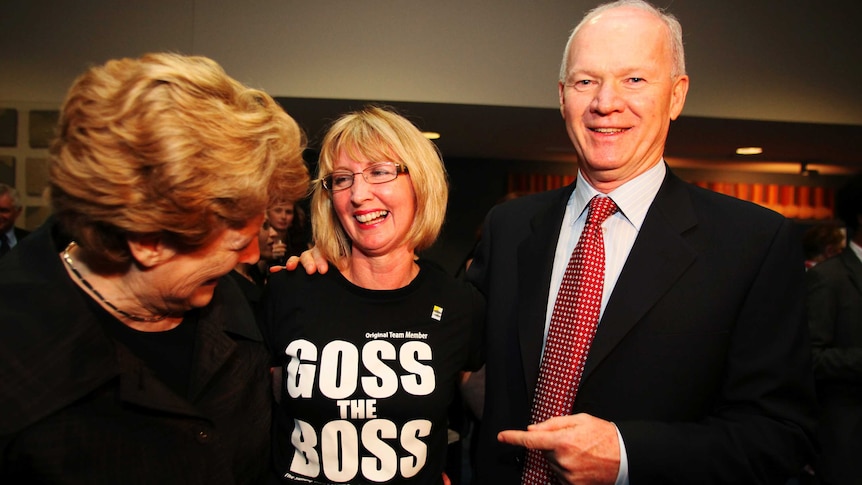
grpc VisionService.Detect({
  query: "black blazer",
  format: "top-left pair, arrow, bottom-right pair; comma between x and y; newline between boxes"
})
806,248 -> 862,484
0,227 -> 29,256
467,168 -> 816,484
0,221 -> 272,483
12,226 -> 29,242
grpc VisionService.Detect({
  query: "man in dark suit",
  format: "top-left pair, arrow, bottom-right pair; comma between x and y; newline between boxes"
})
806,174 -> 862,485
0,184 -> 29,258
466,1 -> 816,483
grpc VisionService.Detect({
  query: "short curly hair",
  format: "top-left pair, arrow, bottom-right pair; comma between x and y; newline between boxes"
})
49,53 -> 309,265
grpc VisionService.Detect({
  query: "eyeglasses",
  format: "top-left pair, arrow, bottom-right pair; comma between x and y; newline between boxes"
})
322,162 -> 409,192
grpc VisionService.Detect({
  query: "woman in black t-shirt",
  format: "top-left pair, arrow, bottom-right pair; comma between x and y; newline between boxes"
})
263,106 -> 485,485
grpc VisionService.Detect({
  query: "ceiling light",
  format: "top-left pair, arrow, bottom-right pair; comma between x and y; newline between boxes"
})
423,131 -> 441,140
735,146 -> 763,155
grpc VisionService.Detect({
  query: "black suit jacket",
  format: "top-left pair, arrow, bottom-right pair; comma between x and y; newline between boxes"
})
0,221 -> 272,484
806,248 -> 862,484
0,227 -> 29,257
467,168 -> 816,484
12,227 -> 29,242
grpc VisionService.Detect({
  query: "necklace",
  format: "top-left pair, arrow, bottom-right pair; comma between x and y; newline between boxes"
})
62,242 -> 169,323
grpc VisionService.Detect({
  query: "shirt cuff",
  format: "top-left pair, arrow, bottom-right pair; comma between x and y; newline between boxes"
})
614,424 -> 630,485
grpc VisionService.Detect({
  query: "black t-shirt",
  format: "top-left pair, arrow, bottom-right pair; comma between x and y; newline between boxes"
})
262,260 -> 484,484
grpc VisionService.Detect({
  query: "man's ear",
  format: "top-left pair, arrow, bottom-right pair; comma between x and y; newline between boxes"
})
669,74 -> 689,121
126,235 -> 176,268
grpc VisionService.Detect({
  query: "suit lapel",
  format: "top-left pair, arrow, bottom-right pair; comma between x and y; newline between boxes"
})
840,249 -> 862,296
517,184 -> 575,400
116,344 -> 203,417
582,172 -> 698,381
186,278 -> 262,400
188,285 -> 242,400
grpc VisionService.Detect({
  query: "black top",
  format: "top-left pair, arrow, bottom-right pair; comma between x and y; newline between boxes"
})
262,260 -> 484,484
0,221 -> 272,485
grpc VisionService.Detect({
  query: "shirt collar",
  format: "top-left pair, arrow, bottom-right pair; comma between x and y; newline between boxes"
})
570,161 -> 666,230
849,239 -> 862,263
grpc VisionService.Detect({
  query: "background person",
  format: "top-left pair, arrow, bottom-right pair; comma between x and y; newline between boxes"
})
0,52 -> 309,484
467,1 -> 816,484
230,215 -> 282,310
802,222 -> 846,270
0,183 -> 29,258
267,199 -> 311,262
806,173 -> 862,485
261,106 -> 484,484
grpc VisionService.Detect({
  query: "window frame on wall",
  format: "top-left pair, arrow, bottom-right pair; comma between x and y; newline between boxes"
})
0,102 -> 58,231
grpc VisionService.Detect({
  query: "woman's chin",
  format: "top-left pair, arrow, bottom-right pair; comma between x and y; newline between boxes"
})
185,281 -> 219,309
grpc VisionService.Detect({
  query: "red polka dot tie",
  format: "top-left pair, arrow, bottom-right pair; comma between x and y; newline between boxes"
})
522,195 -> 619,485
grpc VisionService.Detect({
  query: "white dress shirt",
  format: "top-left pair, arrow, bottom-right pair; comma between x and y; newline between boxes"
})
542,161 -> 666,485
2,227 -> 19,249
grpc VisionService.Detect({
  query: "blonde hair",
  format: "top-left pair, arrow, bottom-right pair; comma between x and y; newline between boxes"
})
311,106 -> 448,266
49,52 -> 309,265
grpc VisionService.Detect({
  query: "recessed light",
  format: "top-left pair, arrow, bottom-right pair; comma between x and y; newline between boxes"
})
423,131 -> 441,140
735,146 -> 763,155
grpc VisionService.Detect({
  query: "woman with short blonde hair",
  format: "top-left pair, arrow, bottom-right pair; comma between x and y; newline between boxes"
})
263,106 -> 484,485
1,52 -> 309,484
50,52 -> 308,265
311,106 -> 448,268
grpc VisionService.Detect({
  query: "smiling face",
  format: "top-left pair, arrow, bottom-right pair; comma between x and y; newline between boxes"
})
558,6 -> 688,192
147,214 -> 263,312
330,150 -> 416,260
